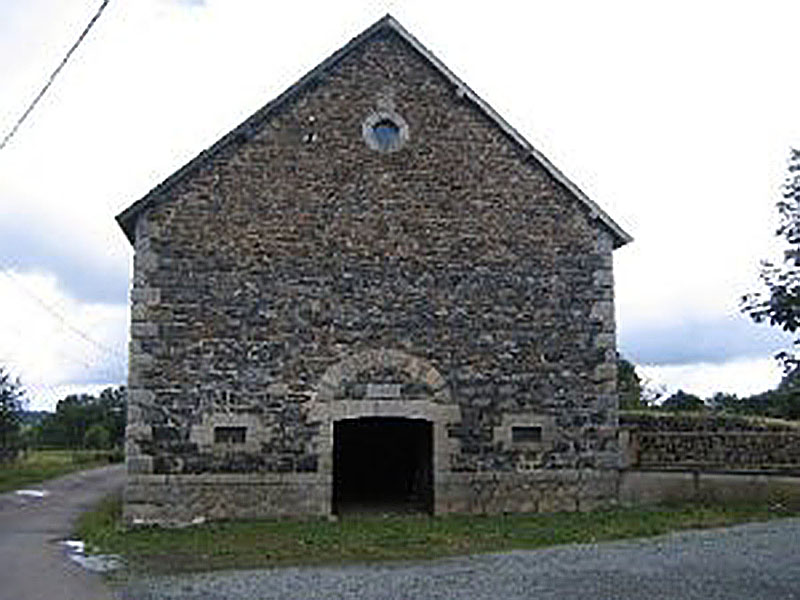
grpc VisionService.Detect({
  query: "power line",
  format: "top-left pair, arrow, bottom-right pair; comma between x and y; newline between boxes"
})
0,0 -> 111,151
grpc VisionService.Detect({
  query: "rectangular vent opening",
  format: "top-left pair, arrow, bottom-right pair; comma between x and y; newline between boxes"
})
512,426 -> 542,443
214,426 -> 246,444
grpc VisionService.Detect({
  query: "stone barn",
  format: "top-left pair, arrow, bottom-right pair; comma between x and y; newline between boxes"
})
117,15 -> 632,525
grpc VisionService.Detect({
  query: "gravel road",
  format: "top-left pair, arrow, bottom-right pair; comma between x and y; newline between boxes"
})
118,517 -> 800,600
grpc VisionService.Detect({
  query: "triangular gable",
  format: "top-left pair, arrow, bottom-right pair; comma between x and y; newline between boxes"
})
116,15 -> 632,248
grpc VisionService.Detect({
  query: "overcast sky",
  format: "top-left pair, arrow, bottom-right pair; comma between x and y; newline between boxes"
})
1,0 -> 798,411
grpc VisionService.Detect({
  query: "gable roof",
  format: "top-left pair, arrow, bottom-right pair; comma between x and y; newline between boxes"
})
116,15 -> 632,249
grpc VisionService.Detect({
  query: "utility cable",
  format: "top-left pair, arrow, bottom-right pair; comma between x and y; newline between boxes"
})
0,0 -> 111,151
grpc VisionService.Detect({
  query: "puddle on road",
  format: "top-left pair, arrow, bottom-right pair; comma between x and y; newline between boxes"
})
16,489 -> 49,498
62,539 -> 124,573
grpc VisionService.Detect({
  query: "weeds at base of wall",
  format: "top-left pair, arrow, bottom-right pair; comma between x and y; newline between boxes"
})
75,494 -> 800,575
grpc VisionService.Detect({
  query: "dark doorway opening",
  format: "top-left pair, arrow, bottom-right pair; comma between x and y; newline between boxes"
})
333,417 -> 433,515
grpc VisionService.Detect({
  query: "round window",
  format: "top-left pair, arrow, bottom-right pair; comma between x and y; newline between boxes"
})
372,119 -> 400,150
362,111 -> 409,153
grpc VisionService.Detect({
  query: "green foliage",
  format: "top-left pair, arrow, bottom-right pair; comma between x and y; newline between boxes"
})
702,369 -> 800,420
617,354 -> 643,409
708,389 -> 800,420
35,386 -> 126,450
84,424 -> 111,450
742,148 -> 800,373
0,367 -> 26,461
738,148 -> 800,419
707,392 -> 740,411
661,389 -> 706,411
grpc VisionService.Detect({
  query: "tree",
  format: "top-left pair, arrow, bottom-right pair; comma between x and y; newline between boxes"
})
617,354 -> 643,409
707,391 -> 739,412
96,386 -> 126,446
661,389 -> 705,411
742,148 -> 800,372
37,386 -> 126,449
84,424 -> 111,450
0,367 -> 26,461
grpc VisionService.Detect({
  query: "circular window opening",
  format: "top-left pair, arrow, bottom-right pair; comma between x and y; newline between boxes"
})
362,111 -> 409,153
372,119 -> 400,151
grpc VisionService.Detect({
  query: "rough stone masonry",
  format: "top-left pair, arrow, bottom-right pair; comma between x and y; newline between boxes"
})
116,15 -> 632,525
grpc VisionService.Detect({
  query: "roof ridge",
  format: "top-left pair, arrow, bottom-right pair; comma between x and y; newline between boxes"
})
116,15 -> 632,248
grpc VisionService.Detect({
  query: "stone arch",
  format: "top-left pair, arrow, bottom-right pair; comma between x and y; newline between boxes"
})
316,348 -> 451,403
307,349 -> 459,515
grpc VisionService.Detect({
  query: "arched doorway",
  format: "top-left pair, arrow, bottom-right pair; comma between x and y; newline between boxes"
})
332,417 -> 433,515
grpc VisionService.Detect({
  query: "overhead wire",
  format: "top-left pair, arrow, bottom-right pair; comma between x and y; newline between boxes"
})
0,0 -> 123,408
0,0 -> 111,151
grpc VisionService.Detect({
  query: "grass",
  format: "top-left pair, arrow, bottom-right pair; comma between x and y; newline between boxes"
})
76,497 -> 800,574
0,449 -> 120,493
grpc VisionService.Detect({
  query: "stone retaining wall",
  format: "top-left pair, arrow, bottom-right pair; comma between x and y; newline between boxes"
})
627,431 -> 800,470
620,470 -> 800,509
619,412 -> 800,470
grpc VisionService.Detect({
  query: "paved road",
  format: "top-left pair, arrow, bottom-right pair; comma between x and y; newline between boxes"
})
0,463 -> 125,600
120,518 -> 800,600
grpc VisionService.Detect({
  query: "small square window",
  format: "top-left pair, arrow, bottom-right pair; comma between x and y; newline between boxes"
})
512,426 -> 542,443
214,426 -> 246,444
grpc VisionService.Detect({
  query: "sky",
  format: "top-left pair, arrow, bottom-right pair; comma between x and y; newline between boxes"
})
1,0 -> 799,411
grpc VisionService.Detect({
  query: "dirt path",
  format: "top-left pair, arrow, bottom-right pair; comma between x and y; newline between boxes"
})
0,463 -> 125,600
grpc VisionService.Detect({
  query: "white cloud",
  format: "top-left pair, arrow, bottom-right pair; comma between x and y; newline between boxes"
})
167,0 -> 206,7
2,1 -> 800,406
619,313 -> 793,366
0,270 -> 127,411
638,357 -> 784,402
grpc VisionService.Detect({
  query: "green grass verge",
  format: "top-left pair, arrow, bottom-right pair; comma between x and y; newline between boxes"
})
0,449 -> 120,493
75,497 -> 800,574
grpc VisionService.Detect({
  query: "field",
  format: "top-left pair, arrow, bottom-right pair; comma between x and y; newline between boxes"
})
0,449 -> 121,493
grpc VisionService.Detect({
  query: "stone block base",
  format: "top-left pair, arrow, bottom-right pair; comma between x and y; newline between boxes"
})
619,469 -> 800,509
436,470 -> 619,514
124,473 -> 330,526
124,469 -> 619,526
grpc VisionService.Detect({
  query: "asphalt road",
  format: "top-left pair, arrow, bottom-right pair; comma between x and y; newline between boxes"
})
0,463 -> 125,600
120,518 -> 800,600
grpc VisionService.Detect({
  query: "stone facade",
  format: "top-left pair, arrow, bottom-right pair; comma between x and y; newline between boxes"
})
117,16 -> 631,525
